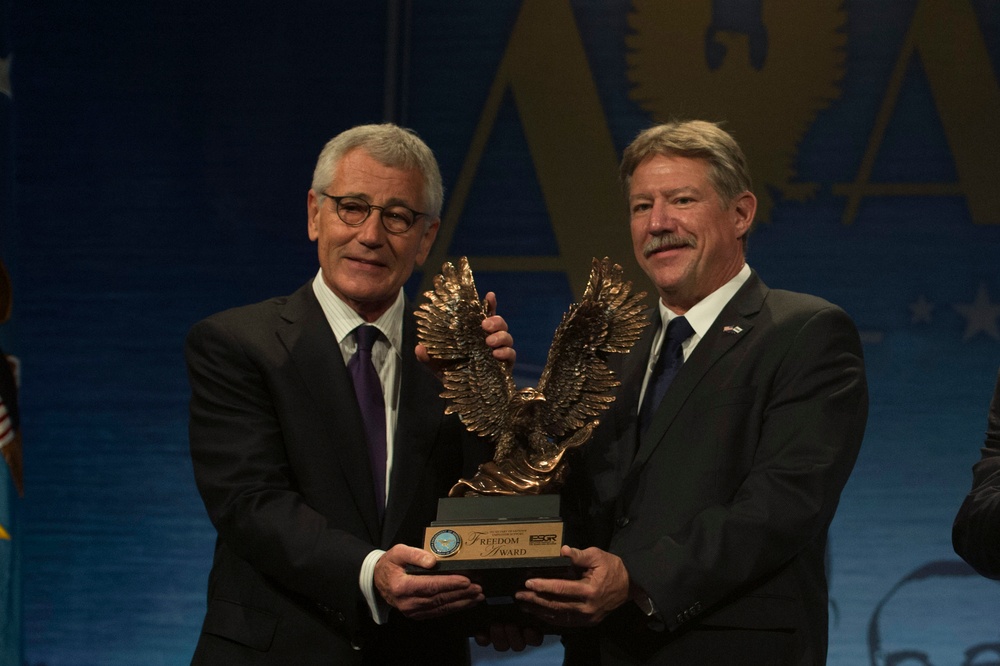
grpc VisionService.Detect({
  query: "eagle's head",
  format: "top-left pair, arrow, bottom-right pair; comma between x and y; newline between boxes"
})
511,387 -> 547,428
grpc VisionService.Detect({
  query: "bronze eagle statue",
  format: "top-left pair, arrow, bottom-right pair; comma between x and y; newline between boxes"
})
416,257 -> 648,496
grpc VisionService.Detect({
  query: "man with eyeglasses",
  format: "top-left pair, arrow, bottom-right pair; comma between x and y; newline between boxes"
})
185,124 -> 515,665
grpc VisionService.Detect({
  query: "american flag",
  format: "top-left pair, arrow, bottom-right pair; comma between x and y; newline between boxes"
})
0,355 -> 21,496
0,397 -> 11,450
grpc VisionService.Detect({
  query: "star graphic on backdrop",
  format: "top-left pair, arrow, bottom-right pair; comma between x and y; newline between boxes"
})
0,522 -> 9,540
953,283 -> 1000,341
910,295 -> 934,324
0,56 -> 10,98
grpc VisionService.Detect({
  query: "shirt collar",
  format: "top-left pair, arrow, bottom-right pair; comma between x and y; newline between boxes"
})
311,269 -> 404,355
657,263 -> 752,339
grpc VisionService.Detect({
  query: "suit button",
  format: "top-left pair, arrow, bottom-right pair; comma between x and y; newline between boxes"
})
335,612 -> 346,623
616,516 -> 630,528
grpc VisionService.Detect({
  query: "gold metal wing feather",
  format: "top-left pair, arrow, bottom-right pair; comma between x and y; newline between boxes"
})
414,257 -> 517,448
533,257 -> 648,455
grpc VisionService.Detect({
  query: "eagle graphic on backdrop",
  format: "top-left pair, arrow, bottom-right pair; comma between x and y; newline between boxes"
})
626,0 -> 846,222
416,257 -> 648,496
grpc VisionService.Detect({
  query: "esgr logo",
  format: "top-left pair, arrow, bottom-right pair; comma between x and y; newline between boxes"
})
529,534 -> 558,545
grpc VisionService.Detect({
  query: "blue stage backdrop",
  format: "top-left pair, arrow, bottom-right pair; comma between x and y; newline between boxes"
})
2,1 -> 999,664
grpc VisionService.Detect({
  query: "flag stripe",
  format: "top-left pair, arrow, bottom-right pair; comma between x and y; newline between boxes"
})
0,399 -> 11,448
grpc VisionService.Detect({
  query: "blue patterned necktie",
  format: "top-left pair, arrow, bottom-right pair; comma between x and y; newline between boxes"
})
348,325 -> 387,520
638,316 -> 694,434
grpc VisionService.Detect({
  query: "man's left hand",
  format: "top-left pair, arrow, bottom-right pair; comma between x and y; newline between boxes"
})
416,290 -> 515,369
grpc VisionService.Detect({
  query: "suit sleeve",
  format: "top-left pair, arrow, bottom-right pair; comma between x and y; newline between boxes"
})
186,315 -> 374,624
952,367 -> 1000,579
622,305 -> 868,629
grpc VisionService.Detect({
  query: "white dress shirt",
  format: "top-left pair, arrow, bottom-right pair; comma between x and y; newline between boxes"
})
638,263 -> 752,413
312,270 -> 403,624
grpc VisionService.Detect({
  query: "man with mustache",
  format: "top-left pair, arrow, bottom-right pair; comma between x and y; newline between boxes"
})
186,124 -> 515,665
514,120 -> 868,665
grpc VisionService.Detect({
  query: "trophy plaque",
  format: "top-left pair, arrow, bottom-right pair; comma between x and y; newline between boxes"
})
411,494 -> 573,600
410,257 -> 648,620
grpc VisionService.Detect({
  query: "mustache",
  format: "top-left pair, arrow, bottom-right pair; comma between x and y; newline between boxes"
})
643,233 -> 696,257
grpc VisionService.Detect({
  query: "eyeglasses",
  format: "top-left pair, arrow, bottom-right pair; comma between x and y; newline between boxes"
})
321,193 -> 427,235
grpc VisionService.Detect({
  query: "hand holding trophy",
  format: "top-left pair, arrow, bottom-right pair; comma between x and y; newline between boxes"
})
409,257 -> 647,629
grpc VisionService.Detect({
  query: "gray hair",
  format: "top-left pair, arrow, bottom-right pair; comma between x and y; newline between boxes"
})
311,123 -> 444,218
620,120 -> 752,207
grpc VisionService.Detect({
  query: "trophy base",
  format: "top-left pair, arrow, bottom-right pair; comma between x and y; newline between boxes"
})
407,555 -> 576,601
407,556 -> 577,636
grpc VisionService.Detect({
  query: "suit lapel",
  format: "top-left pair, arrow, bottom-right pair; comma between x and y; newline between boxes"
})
276,284 -> 382,543
381,309 -> 444,547
609,311 -> 658,483
630,273 -> 768,474
619,311 -> 657,433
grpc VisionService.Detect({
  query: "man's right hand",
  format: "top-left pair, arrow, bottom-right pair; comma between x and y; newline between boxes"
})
373,544 -> 485,619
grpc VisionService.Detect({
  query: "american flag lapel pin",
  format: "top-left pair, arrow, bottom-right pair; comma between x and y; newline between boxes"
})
722,325 -> 743,335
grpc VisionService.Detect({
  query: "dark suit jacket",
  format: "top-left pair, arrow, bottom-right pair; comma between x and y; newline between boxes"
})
953,366 -> 1000,579
186,282 -> 483,665
562,272 -> 868,666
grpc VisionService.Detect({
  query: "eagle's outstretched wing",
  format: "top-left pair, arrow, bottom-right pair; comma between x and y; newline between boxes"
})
535,258 -> 648,441
415,257 -> 517,443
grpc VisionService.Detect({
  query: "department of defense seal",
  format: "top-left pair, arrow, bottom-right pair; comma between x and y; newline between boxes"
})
429,529 -> 462,557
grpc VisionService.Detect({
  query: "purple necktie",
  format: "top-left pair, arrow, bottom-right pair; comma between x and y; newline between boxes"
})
638,316 -> 694,434
348,325 -> 387,519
